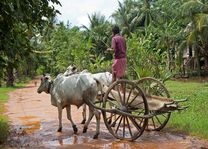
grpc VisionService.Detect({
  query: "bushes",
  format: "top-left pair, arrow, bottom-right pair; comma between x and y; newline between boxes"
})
126,33 -> 169,80
0,118 -> 9,145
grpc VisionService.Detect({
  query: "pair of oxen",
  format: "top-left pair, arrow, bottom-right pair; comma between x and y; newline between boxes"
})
37,65 -> 112,139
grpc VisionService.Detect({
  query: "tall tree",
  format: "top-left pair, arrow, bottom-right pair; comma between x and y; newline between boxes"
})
82,12 -> 112,56
0,0 -> 61,86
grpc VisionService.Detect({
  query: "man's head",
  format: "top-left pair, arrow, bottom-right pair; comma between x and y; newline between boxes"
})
112,25 -> 120,35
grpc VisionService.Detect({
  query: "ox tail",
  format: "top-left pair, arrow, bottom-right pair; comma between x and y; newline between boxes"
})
93,78 -> 104,101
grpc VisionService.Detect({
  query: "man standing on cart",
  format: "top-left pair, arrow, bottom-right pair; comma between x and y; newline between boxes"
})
107,25 -> 127,84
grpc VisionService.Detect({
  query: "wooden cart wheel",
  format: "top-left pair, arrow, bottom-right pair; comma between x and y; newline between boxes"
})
136,77 -> 171,131
102,79 -> 149,141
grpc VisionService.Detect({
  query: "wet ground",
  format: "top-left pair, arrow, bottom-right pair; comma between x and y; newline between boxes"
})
4,79 -> 208,149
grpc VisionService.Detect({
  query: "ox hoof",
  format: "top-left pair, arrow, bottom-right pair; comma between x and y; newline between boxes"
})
57,127 -> 62,132
81,119 -> 86,124
73,125 -> 78,134
93,134 -> 99,139
83,127 -> 88,133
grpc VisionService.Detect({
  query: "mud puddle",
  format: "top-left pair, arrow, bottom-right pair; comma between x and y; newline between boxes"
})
4,79 -> 208,148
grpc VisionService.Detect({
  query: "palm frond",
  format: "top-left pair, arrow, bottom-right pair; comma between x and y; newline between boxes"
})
181,0 -> 205,17
195,13 -> 208,31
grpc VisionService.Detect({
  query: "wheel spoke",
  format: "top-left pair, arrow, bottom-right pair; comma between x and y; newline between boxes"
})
126,117 -> 133,138
132,101 -> 144,107
111,115 -> 121,127
128,92 -> 140,106
126,85 -> 134,104
137,109 -> 145,116
151,117 -> 156,129
154,115 -> 162,125
123,82 -> 126,104
115,116 -> 123,134
129,117 -> 142,130
106,98 -> 119,107
123,116 -> 126,138
116,84 -> 123,105
161,113 -> 167,118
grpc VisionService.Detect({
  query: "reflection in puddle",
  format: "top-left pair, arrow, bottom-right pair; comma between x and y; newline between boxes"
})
22,121 -> 40,134
109,141 -> 191,149
47,136 -> 94,146
18,115 -> 41,134
46,135 -> 192,149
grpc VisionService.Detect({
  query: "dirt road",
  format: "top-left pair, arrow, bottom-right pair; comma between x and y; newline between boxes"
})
4,79 -> 208,148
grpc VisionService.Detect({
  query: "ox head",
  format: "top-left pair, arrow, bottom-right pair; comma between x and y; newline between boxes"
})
37,74 -> 53,94
63,65 -> 78,76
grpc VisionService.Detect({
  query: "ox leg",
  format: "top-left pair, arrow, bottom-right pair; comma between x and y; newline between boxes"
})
66,106 -> 78,134
93,109 -> 101,139
83,106 -> 100,139
57,106 -> 62,132
81,104 -> 87,124
83,107 -> 94,133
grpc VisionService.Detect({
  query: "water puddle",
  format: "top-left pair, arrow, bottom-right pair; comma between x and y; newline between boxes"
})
44,135 -> 193,149
22,121 -> 41,134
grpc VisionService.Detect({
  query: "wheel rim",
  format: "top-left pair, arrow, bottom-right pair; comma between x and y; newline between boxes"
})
102,79 -> 149,141
136,77 -> 171,131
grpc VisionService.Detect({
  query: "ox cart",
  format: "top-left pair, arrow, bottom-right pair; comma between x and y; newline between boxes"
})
87,77 -> 187,141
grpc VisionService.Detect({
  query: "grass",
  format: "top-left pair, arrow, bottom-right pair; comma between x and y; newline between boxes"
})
165,80 -> 208,139
0,83 -> 26,146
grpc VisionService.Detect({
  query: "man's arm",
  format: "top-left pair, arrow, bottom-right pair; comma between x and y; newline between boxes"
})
111,37 -> 116,50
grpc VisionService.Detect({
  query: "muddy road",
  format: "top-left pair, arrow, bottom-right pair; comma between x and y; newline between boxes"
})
4,79 -> 208,148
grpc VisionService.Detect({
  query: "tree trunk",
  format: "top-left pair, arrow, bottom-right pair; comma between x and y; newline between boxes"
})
205,55 -> 208,71
195,48 -> 201,76
6,65 -> 14,87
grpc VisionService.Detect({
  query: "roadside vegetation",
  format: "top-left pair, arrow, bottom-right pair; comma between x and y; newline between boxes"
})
0,87 -> 14,146
166,80 -> 208,139
0,83 -> 26,147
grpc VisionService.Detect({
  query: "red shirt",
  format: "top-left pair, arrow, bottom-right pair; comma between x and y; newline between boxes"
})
111,34 -> 126,59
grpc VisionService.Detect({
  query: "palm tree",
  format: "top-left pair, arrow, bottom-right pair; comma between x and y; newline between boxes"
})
112,0 -> 135,36
181,0 -> 208,74
82,12 -> 112,56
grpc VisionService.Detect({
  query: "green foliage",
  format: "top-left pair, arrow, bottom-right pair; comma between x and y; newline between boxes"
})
36,13 -> 113,76
0,87 -> 17,102
83,12 -> 112,56
0,118 -> 9,145
38,24 -> 94,75
88,55 -> 111,73
166,80 -> 208,139
126,33 -> 168,80
0,0 -> 61,86
0,83 -> 27,145
0,87 -> 14,145
1,0 -> 208,86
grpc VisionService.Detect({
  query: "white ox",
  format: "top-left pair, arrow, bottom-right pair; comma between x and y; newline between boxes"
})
37,73 -> 101,139
63,65 -> 112,86
63,65 -> 112,124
